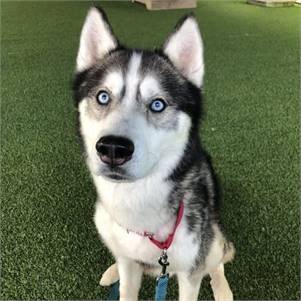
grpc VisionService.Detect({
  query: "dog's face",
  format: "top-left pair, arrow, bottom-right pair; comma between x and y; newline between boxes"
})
74,8 -> 204,182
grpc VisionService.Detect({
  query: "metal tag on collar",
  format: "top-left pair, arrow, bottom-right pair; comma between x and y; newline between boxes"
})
158,249 -> 169,276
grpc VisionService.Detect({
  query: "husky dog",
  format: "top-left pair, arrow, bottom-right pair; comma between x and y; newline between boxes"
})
73,7 -> 235,301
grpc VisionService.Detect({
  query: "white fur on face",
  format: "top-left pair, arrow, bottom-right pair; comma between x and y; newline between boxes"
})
123,52 -> 142,106
79,98 -> 191,181
78,52 -> 192,182
139,75 -> 162,100
103,71 -> 124,97
76,8 -> 117,72
78,99 -> 102,175
164,17 -> 204,87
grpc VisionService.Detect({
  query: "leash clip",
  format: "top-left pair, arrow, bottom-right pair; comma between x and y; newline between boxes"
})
158,248 -> 169,276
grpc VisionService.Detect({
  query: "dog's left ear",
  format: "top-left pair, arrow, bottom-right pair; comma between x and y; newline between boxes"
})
163,15 -> 204,88
76,7 -> 118,72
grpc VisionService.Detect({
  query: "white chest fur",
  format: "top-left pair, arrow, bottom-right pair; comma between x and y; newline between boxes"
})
93,173 -> 172,233
93,175 -> 200,272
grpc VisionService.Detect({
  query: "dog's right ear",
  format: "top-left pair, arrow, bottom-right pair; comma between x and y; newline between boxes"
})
76,7 -> 118,72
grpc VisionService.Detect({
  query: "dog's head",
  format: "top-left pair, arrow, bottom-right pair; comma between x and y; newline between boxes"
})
73,7 -> 204,182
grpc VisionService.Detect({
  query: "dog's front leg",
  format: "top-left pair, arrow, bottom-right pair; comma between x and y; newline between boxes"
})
177,271 -> 203,301
209,263 -> 233,301
118,257 -> 143,301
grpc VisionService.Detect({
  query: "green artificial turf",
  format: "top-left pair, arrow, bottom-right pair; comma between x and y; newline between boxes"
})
1,0 -> 299,299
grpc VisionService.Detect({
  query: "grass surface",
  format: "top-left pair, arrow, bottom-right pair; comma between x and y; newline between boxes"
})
1,1 -> 299,299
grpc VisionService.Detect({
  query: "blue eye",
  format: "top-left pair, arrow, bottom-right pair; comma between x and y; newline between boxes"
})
149,98 -> 166,113
97,90 -> 110,105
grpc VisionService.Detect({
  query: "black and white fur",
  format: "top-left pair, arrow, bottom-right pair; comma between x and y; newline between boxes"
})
73,7 -> 235,301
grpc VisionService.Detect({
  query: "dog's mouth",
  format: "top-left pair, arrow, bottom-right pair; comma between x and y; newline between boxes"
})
107,173 -> 126,180
102,171 -> 133,182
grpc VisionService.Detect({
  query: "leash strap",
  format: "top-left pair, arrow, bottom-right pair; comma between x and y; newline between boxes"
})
107,280 -> 120,300
107,276 -> 169,301
155,274 -> 169,301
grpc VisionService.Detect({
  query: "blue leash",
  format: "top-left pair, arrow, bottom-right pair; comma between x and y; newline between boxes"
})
107,280 -> 120,300
155,274 -> 169,300
107,276 -> 168,301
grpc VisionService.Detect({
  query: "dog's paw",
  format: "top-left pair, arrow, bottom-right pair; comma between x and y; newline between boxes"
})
99,263 -> 119,286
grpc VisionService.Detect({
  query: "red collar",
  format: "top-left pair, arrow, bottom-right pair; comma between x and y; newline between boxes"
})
148,200 -> 184,250
123,201 -> 184,250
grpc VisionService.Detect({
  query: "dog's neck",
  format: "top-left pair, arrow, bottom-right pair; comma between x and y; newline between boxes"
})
92,172 -> 176,235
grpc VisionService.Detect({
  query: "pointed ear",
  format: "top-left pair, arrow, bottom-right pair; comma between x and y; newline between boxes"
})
163,15 -> 204,88
76,7 -> 118,72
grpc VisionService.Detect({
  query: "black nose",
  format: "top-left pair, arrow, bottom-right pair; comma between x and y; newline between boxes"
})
96,135 -> 134,168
